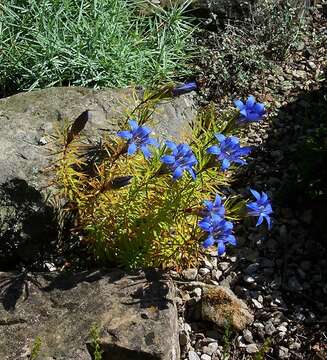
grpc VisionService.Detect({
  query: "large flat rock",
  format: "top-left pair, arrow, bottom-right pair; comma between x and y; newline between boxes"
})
0,270 -> 179,360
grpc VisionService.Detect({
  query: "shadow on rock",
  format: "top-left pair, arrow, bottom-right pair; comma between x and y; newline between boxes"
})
0,178 -> 58,271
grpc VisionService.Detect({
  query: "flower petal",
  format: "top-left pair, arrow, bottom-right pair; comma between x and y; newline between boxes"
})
160,155 -> 175,165
246,95 -> 255,107
141,145 -> 152,159
217,240 -> 226,255
250,189 -> 261,200
234,99 -> 245,110
127,142 -> 137,156
256,214 -> 264,227
215,133 -> 226,143
221,158 -> 230,171
128,119 -> 139,131
187,168 -> 197,180
117,130 -> 132,140
203,235 -> 215,248
254,102 -> 265,114
173,166 -> 183,180
207,145 -> 221,155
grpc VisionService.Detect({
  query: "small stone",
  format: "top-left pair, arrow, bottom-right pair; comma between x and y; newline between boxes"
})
179,332 -> 189,347
199,268 -> 211,276
278,346 -> 289,359
201,355 -> 211,360
202,342 -> 218,355
203,259 -> 214,270
252,299 -> 263,309
183,268 -> 198,281
308,61 -> 316,70
277,325 -> 287,333
246,344 -> 258,354
184,323 -> 192,333
38,136 -> 48,145
188,351 -> 200,360
218,262 -> 229,271
243,329 -> 253,343
212,269 -> 222,281
193,287 -> 202,299
264,322 -> 276,336
244,263 -> 259,275
289,342 -> 301,350
244,275 -> 255,284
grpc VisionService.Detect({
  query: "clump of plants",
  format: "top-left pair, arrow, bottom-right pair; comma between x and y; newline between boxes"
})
0,0 -> 194,96
53,84 -> 272,269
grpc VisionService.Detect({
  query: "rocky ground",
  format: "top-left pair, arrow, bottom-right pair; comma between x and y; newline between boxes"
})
174,3 -> 327,360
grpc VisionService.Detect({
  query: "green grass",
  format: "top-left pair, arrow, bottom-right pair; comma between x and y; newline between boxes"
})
0,0 -> 194,95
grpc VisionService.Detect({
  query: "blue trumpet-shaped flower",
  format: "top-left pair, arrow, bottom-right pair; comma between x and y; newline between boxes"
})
172,81 -> 198,96
202,194 -> 225,218
234,95 -> 266,123
207,134 -> 251,171
160,141 -> 197,180
117,120 -> 159,159
198,215 -> 236,256
247,189 -> 273,229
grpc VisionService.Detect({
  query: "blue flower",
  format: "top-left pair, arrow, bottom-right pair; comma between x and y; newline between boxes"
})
117,120 -> 159,159
207,134 -> 251,171
202,194 -> 225,218
247,189 -> 273,229
198,215 -> 236,255
160,141 -> 198,180
172,81 -> 198,96
234,95 -> 266,123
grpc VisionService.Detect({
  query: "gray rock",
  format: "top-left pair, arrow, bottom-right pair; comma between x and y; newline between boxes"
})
182,269 -> 198,281
0,87 -> 196,268
179,331 -> 190,347
252,298 -> 263,309
218,262 -> 229,271
202,342 -> 218,355
201,354 -> 211,360
201,286 -> 254,331
188,350 -> 200,360
242,329 -> 253,343
246,344 -> 258,354
199,268 -> 211,276
0,270 -> 180,360
211,269 -> 222,281
278,346 -> 289,359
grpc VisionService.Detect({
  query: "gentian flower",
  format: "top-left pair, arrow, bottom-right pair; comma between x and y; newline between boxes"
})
247,189 -> 273,229
117,120 -> 159,159
202,194 -> 225,218
207,134 -> 251,171
198,215 -> 236,255
160,141 -> 197,180
172,81 -> 198,96
234,95 -> 266,123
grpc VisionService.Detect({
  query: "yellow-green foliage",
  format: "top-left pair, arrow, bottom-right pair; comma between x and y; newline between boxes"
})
54,87 -> 246,269
30,336 -> 42,360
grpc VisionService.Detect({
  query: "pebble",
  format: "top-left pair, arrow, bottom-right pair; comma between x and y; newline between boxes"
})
289,341 -> 301,350
199,268 -> 211,276
242,329 -> 253,343
203,259 -> 214,270
193,287 -> 202,299
183,268 -> 198,281
188,351 -> 200,360
202,342 -> 218,355
244,263 -> 259,275
218,262 -> 229,271
277,325 -> 288,333
211,269 -> 222,281
278,346 -> 289,359
246,344 -> 258,354
201,355 -> 211,360
264,322 -> 276,336
244,275 -> 256,284
179,332 -> 189,347
252,298 -> 263,309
